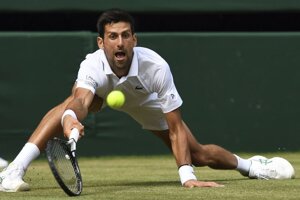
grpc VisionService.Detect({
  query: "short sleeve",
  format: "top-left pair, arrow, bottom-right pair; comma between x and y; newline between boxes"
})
154,63 -> 183,113
76,52 -> 105,94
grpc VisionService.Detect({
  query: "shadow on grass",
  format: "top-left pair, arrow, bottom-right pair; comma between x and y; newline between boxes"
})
85,180 -> 179,188
84,177 -> 249,188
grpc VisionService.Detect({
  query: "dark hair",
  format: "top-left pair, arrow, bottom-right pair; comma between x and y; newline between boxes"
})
96,9 -> 135,38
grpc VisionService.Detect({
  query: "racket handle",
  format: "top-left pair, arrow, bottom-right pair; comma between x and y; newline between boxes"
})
69,128 -> 79,143
68,128 -> 79,153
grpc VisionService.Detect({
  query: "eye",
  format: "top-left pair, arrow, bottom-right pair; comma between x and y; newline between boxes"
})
108,33 -> 117,40
122,32 -> 131,39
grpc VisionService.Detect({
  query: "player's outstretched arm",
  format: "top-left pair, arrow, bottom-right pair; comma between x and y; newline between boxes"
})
28,86 -> 102,150
62,87 -> 94,139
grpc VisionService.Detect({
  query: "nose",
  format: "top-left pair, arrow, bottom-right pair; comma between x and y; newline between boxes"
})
117,35 -> 124,47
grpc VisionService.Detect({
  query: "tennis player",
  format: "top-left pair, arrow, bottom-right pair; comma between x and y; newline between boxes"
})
0,9 -> 295,192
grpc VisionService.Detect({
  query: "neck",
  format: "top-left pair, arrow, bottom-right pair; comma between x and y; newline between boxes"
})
113,68 -> 129,78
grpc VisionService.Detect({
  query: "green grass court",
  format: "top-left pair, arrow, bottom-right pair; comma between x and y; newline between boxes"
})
0,152 -> 299,200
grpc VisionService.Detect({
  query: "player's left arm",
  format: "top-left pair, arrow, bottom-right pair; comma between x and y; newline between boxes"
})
154,57 -> 223,187
164,108 -> 191,168
165,108 -> 224,188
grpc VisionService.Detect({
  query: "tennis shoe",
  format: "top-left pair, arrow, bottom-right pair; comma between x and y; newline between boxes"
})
248,155 -> 267,162
0,163 -> 29,192
249,157 -> 295,180
0,157 -> 8,170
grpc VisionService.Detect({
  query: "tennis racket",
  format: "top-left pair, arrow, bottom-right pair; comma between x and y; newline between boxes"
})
46,128 -> 82,196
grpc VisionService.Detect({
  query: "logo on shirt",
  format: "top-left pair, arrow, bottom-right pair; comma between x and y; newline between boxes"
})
135,85 -> 143,90
171,94 -> 175,99
85,75 -> 98,88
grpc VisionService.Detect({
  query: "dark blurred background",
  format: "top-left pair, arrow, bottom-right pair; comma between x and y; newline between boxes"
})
1,0 -> 300,158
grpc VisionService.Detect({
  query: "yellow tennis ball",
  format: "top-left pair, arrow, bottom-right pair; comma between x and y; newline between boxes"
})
106,90 -> 125,109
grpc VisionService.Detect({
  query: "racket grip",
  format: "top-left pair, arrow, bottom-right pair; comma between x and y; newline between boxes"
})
69,128 -> 79,143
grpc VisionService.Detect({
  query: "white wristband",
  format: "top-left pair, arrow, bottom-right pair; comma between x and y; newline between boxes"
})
61,109 -> 77,126
178,165 -> 197,185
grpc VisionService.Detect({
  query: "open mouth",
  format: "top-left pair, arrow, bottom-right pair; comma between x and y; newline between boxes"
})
115,52 -> 126,60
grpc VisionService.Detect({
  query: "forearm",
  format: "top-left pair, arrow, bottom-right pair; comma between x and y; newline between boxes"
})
65,98 -> 89,121
169,128 -> 192,167
169,127 -> 198,185
165,109 -> 197,185
61,88 -> 94,138
63,87 -> 94,122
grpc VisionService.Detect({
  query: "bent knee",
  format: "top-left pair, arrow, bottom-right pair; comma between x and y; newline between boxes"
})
190,145 -> 215,167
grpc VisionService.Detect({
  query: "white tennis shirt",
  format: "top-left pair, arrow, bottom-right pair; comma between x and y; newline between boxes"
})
76,47 -> 183,130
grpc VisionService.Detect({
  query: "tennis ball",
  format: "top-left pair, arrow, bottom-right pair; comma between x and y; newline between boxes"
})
106,90 -> 125,109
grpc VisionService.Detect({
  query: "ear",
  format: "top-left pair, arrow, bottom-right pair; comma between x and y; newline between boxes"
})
97,37 -> 104,49
133,34 -> 137,47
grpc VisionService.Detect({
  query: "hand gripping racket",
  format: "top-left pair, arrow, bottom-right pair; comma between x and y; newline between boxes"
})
46,128 -> 83,196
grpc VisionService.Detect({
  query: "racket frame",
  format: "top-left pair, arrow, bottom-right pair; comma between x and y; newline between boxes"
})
46,137 -> 83,196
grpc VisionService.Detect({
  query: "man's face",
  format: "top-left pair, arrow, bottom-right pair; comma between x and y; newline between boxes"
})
98,22 -> 137,77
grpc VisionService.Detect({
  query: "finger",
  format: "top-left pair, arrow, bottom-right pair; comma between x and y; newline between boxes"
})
196,182 -> 224,188
184,180 -> 224,188
78,123 -> 85,137
208,182 -> 224,187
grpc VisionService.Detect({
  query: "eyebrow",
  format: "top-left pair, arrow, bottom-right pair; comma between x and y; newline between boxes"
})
106,29 -> 132,35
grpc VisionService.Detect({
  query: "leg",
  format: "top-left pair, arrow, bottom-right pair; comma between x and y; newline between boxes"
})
29,93 -> 103,150
151,121 -> 294,181
0,101 -> 70,192
28,96 -> 72,150
0,93 -> 103,192
14,93 -> 102,169
151,121 -> 237,169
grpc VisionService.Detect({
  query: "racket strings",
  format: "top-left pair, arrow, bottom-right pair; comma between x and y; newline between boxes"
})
50,140 -> 80,193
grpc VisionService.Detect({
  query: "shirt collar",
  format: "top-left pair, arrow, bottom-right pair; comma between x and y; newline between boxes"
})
100,49 -> 114,75
127,48 -> 138,77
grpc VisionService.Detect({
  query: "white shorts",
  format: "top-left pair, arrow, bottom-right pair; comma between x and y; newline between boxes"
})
126,106 -> 169,131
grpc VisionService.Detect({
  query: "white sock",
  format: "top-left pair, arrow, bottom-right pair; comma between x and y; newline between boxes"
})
12,143 -> 40,170
234,154 -> 251,176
